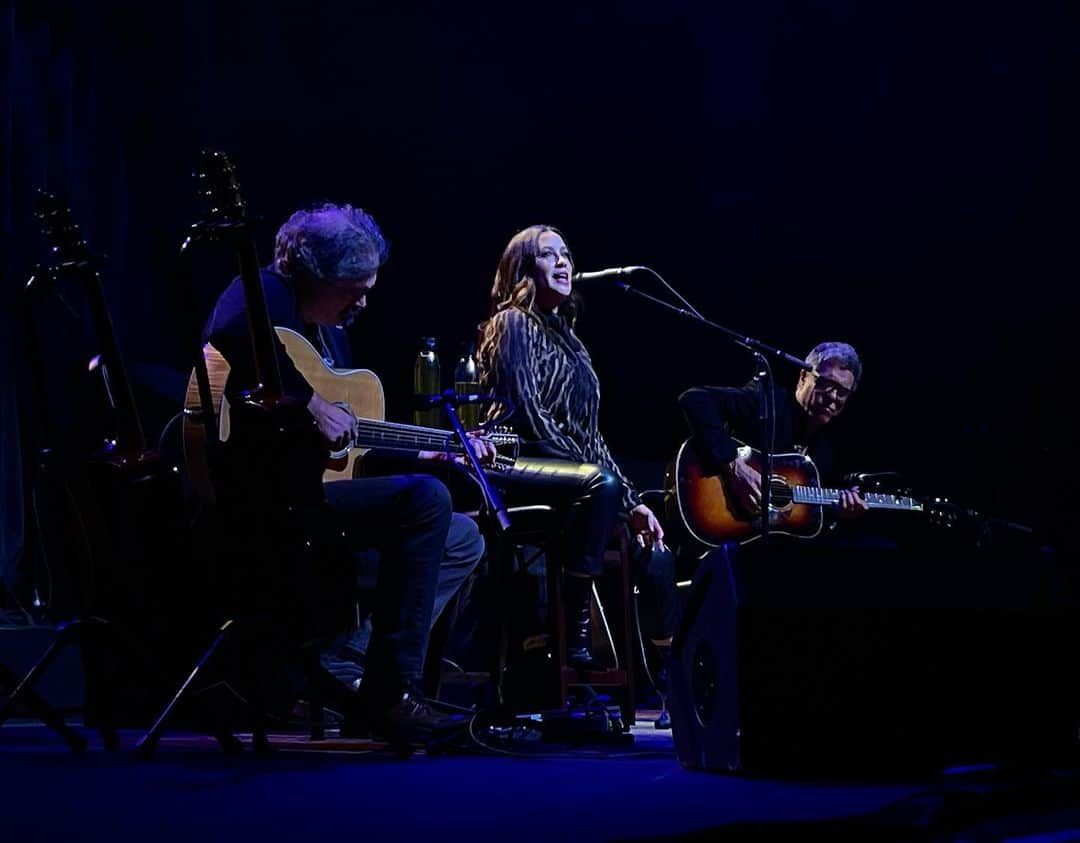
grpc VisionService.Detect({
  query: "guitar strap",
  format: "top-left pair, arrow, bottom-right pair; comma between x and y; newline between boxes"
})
313,325 -> 336,367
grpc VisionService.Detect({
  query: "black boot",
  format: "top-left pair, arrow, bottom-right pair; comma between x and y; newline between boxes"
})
565,574 -> 603,670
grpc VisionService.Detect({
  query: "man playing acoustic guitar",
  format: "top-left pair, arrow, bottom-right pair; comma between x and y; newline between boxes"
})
203,202 -> 492,745
678,341 -> 869,527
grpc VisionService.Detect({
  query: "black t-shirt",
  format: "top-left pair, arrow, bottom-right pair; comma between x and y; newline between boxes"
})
678,380 -> 841,485
202,267 -> 352,403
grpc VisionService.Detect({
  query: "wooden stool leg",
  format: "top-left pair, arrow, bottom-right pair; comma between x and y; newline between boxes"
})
619,537 -> 636,727
547,561 -> 569,709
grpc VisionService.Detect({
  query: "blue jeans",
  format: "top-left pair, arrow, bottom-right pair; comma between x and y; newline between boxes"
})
321,476 -> 483,695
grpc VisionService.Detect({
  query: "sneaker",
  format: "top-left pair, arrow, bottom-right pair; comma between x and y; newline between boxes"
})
376,686 -> 467,738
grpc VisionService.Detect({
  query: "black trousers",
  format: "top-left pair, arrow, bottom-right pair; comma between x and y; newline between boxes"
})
491,457 -> 676,640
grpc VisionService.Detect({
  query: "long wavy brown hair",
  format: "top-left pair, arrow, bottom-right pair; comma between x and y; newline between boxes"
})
477,225 -> 582,385
485,224 -> 580,327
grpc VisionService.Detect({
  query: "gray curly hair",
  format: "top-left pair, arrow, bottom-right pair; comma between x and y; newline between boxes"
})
273,203 -> 389,286
806,341 -> 862,388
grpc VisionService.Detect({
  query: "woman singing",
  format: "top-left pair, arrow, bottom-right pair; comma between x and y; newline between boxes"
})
478,225 -> 674,674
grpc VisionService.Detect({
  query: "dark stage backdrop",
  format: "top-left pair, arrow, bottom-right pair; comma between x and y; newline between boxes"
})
3,0 -> 1078,599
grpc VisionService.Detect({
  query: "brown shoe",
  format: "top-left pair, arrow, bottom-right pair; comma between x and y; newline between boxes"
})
368,686 -> 466,754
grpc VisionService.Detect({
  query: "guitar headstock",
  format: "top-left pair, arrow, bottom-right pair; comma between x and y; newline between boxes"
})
191,149 -> 281,397
194,149 -> 246,228
35,190 -> 92,268
484,425 -> 520,460
926,497 -> 964,529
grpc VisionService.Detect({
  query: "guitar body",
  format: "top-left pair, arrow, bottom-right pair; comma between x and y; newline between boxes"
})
275,327 -> 384,482
671,440 -> 823,547
183,326 -> 385,500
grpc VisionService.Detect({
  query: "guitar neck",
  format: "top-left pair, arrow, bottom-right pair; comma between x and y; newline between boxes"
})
237,247 -> 283,397
351,418 -> 475,452
196,150 -> 282,398
84,270 -> 147,452
35,191 -> 147,453
792,486 -> 924,512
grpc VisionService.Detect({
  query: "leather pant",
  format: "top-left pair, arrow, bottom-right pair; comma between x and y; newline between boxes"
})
491,458 -> 622,577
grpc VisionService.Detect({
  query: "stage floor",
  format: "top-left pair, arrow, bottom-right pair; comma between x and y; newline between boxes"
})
3,712 -> 1080,841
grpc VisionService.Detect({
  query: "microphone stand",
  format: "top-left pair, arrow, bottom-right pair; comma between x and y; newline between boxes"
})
609,280 -> 810,544
431,389 -> 511,534
422,390 -> 513,710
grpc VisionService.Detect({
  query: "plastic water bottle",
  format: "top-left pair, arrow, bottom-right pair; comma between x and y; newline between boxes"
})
413,337 -> 441,428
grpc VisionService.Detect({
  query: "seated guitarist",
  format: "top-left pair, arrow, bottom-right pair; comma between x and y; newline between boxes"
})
203,202 -> 491,743
679,341 -> 869,523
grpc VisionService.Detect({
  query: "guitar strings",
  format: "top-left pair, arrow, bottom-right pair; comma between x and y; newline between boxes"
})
351,418 -> 514,451
348,420 -> 516,467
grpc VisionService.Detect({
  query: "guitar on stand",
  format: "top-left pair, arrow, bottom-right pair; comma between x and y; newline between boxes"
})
1,191 -> 188,750
138,150 -> 364,757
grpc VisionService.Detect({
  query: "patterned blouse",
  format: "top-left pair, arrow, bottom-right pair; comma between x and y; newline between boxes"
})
478,306 -> 640,513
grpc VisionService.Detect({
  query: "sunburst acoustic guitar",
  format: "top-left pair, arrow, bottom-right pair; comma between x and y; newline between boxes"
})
670,439 -> 927,547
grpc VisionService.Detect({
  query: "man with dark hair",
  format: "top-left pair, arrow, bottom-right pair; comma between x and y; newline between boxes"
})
204,203 -> 489,745
679,341 -> 868,520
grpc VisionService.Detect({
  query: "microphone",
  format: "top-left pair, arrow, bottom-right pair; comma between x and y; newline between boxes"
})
842,471 -> 905,490
570,266 -> 644,283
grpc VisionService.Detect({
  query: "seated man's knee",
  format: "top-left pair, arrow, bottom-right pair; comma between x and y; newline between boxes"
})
404,475 -> 452,518
448,513 -> 485,563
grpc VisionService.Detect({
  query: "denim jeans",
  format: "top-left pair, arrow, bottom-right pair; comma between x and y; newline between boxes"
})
329,512 -> 485,668
318,474 -> 465,698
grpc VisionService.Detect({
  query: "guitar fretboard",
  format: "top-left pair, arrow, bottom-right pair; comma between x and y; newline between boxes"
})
353,419 -> 465,451
791,486 -> 923,511
352,418 -> 514,455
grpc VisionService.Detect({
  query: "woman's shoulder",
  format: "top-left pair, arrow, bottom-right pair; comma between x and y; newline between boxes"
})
486,306 -> 542,338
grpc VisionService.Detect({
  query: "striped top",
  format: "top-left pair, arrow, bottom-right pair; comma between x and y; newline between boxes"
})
478,306 -> 640,512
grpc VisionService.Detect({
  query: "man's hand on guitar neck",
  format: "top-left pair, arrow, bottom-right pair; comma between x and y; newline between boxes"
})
308,392 -> 354,450
419,431 -> 498,466
836,487 -> 869,519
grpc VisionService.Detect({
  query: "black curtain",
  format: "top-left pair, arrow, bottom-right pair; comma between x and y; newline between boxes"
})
3,0 -> 1079,602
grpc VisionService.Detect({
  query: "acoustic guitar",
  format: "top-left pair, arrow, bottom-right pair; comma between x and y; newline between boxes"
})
670,439 -> 926,547
182,327 -> 518,501
35,192 -> 155,474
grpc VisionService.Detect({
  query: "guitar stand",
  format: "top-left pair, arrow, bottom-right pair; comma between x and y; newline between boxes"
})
136,616 -> 334,759
0,613 -> 241,755
136,619 -> 258,759
0,655 -> 88,751
0,617 -> 117,750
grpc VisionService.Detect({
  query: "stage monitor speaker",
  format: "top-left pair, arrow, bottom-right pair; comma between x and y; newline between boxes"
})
668,538 -> 1079,777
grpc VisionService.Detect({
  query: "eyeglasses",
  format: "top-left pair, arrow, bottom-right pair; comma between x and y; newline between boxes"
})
808,371 -> 854,401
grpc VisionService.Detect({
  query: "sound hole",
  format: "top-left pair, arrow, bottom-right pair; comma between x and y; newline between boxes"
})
769,477 -> 792,508
691,640 -> 717,727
